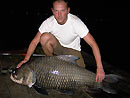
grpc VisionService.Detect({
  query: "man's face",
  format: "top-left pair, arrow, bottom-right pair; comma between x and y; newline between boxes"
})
51,1 -> 70,25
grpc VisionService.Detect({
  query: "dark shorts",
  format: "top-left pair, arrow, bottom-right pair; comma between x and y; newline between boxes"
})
54,40 -> 86,68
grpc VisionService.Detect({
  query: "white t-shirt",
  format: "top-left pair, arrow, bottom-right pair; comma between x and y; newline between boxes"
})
39,13 -> 89,51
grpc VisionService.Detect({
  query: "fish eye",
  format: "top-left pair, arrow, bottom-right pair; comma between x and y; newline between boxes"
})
11,68 -> 18,77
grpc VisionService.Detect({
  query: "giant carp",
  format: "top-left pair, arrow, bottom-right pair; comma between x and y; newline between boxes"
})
10,55 -> 121,94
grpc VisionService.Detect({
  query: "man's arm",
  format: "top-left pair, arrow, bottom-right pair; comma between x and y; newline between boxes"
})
17,31 -> 41,68
83,32 -> 105,82
24,31 -> 41,60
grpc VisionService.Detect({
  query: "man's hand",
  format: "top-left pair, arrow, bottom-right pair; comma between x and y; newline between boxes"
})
96,68 -> 105,82
16,59 -> 28,68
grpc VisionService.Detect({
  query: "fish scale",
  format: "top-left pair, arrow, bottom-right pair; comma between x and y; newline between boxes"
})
29,56 -> 97,90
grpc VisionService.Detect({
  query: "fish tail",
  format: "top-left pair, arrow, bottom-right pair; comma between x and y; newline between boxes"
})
102,74 -> 123,94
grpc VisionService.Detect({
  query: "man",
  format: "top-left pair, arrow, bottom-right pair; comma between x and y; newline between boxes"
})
17,0 -> 105,82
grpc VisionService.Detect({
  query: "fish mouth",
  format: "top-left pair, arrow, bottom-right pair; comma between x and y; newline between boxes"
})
10,68 -> 18,81
10,74 -> 16,82
10,74 -> 23,84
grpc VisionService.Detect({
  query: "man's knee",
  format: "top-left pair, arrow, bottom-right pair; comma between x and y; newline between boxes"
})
40,33 -> 59,55
40,33 -> 56,46
40,33 -> 51,44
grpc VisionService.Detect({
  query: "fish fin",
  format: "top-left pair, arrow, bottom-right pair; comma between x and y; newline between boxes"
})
33,85 -> 48,95
57,55 -> 80,64
31,70 -> 36,84
102,74 -> 123,94
102,86 -> 116,94
85,88 -> 102,93
56,90 -> 73,95
27,70 -> 36,88
104,74 -> 123,83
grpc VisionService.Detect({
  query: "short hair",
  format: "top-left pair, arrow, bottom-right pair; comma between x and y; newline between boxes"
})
51,0 -> 70,8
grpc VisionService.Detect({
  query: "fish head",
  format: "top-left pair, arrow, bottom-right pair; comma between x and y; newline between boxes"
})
10,66 -> 36,88
10,68 -> 24,84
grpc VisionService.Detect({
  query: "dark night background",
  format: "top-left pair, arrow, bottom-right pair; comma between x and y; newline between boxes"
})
1,1 -> 129,71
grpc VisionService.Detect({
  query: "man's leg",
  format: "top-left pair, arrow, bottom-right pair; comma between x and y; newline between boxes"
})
40,32 -> 86,67
40,33 -> 59,56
